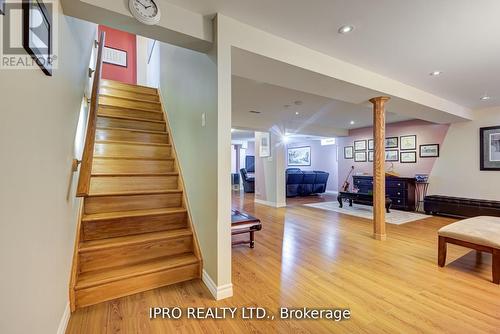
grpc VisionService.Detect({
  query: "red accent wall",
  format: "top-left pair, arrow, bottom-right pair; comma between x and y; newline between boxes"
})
99,25 -> 137,85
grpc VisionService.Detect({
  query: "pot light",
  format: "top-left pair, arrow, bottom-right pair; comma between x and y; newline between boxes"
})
350,120 -> 355,125
429,71 -> 442,76
480,95 -> 491,101
338,25 -> 354,34
295,111 -> 300,115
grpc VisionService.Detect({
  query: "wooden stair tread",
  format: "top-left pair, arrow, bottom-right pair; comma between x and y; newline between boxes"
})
100,93 -> 161,105
83,207 -> 186,222
99,104 -> 163,115
97,126 -> 167,135
87,189 -> 183,197
75,253 -> 199,290
94,156 -> 175,161
79,228 -> 192,252
97,113 -> 165,124
100,79 -> 158,95
91,172 -> 178,177
95,140 -> 171,147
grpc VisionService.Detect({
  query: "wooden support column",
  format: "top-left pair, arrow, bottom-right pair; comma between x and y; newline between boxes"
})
369,96 -> 390,241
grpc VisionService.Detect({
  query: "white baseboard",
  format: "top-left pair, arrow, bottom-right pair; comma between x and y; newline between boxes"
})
254,198 -> 286,208
202,269 -> 233,300
56,302 -> 70,334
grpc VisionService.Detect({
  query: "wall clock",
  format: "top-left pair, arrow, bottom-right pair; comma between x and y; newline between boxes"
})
128,0 -> 161,25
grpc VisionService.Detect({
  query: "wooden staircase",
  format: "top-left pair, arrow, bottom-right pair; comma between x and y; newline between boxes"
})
70,79 -> 202,311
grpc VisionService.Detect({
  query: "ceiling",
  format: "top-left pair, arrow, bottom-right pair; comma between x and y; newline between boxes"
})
232,76 -> 412,136
164,0 -> 500,109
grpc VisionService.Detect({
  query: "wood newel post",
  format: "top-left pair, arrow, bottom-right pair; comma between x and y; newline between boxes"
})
369,96 -> 390,241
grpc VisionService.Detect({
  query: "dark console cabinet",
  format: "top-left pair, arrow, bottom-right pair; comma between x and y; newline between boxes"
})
352,175 -> 416,211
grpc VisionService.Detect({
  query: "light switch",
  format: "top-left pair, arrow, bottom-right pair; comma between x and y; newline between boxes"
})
201,112 -> 206,127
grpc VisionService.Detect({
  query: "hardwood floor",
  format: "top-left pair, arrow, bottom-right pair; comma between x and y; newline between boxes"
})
67,191 -> 500,333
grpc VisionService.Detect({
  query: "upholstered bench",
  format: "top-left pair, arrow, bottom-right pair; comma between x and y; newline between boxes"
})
438,216 -> 500,283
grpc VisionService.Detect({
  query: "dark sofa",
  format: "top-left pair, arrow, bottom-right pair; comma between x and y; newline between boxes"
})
286,168 -> 329,197
240,168 -> 255,193
424,195 -> 500,218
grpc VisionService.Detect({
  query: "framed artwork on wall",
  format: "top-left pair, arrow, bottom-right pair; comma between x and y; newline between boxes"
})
385,150 -> 399,162
344,146 -> 354,159
368,151 -> 374,162
354,151 -> 367,162
368,139 -> 374,150
400,151 -> 417,163
420,144 -> 439,158
480,126 -> 500,170
400,135 -> 417,150
287,146 -> 311,166
103,46 -> 128,67
23,0 -> 53,76
354,140 -> 367,151
259,132 -> 271,157
385,137 -> 398,148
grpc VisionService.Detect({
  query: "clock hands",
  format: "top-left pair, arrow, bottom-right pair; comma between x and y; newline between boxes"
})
137,0 -> 152,10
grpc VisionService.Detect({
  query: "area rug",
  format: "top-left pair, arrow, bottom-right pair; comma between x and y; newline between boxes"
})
303,201 -> 431,225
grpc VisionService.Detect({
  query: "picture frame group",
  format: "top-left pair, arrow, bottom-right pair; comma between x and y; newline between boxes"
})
344,134 -> 440,164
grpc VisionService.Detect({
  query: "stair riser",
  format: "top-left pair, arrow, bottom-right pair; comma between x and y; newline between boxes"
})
89,176 -> 179,195
101,80 -> 157,96
96,128 -> 168,144
99,86 -> 160,102
94,143 -> 171,159
97,116 -> 166,132
98,106 -> 164,121
92,158 -> 174,174
99,95 -> 161,112
82,212 -> 188,241
84,193 -> 183,214
79,236 -> 193,272
75,263 -> 199,309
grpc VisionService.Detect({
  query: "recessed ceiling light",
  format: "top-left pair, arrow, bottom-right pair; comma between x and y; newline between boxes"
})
338,25 -> 354,34
350,120 -> 355,125
429,71 -> 442,76
249,110 -> 261,114
295,111 -> 300,115
480,95 -> 491,101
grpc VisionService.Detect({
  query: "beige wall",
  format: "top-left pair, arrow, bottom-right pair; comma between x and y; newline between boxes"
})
158,42 -> 222,286
0,13 -> 96,334
430,108 -> 500,200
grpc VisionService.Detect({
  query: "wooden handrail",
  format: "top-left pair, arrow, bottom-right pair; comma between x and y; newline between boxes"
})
76,31 -> 105,197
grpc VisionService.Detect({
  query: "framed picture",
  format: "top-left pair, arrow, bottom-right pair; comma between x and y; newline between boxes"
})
344,146 -> 354,159
103,46 -> 128,67
354,140 -> 367,151
400,151 -> 417,163
368,139 -> 374,150
288,146 -> 311,166
385,150 -> 399,162
368,151 -> 374,162
354,151 -> 367,162
385,137 -> 398,148
480,126 -> 500,170
259,132 -> 271,157
420,144 -> 439,158
400,135 -> 417,150
23,0 -> 53,76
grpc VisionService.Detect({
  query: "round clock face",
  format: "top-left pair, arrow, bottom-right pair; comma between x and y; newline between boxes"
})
129,0 -> 161,25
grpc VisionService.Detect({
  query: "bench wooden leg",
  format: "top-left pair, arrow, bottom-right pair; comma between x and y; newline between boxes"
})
493,249 -> 500,284
438,236 -> 447,267
250,231 -> 255,248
